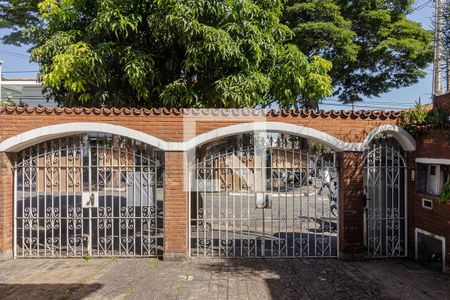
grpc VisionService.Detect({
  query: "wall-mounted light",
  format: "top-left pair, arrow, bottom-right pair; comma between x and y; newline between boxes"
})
411,169 -> 416,182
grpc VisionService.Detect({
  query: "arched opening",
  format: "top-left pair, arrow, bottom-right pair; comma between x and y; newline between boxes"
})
189,131 -> 339,258
14,133 -> 164,258
363,133 -> 407,257
0,122 -> 170,152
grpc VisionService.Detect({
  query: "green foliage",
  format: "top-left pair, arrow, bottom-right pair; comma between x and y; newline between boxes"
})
311,142 -> 328,154
24,0 -> 333,108
83,253 -> 92,261
0,0 -> 40,45
0,98 -> 16,107
282,0 -> 434,103
401,102 -> 449,136
400,102 -> 429,136
426,108 -> 449,129
439,179 -> 450,204
2,0 -> 432,107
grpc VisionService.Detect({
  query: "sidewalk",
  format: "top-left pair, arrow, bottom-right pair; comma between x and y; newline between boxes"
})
0,258 -> 448,299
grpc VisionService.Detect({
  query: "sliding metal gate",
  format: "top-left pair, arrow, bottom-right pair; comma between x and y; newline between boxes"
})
15,134 -> 163,258
190,132 -> 338,258
364,136 -> 407,257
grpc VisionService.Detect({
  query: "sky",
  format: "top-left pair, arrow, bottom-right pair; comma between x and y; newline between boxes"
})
0,0 -> 436,110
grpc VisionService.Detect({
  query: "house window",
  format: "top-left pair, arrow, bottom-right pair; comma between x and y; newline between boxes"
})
417,163 -> 450,196
427,165 -> 439,194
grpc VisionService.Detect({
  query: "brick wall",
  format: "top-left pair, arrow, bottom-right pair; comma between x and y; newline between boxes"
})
163,151 -> 188,259
415,130 -> 450,160
411,128 -> 450,270
434,93 -> 450,114
0,107 -> 406,260
0,153 -> 14,259
411,194 -> 450,269
338,152 -> 365,258
0,107 -> 400,144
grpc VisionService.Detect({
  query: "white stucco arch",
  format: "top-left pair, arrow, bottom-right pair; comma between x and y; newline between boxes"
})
363,125 -> 416,151
180,122 -> 356,151
0,121 -> 416,153
0,122 -> 171,152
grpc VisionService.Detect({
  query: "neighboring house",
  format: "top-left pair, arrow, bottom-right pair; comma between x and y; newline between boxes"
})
412,93 -> 450,272
0,78 -> 56,107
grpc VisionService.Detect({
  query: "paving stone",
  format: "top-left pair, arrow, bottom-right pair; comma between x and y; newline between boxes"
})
0,258 -> 449,299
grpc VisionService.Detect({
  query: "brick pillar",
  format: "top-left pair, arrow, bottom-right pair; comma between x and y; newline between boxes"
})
163,151 -> 188,260
406,151 -> 416,259
0,152 -> 15,260
338,151 -> 365,259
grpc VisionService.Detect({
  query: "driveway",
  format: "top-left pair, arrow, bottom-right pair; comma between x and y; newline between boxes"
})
0,258 -> 448,299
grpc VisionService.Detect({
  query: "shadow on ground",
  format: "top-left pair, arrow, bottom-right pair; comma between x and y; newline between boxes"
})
194,258 -> 450,299
0,283 -> 102,300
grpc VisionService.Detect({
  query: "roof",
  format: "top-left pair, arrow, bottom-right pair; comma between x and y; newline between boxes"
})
0,106 -> 402,119
2,78 -> 39,82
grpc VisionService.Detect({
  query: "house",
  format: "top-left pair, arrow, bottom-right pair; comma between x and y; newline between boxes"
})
412,93 -> 450,272
0,78 -> 56,107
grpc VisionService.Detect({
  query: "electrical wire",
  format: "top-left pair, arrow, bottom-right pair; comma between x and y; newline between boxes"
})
2,71 -> 38,74
0,50 -> 30,59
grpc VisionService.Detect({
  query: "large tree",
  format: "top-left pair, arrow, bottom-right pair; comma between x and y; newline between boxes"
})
1,0 -> 333,108
0,0 -> 39,45
282,0 -> 434,103
1,0 -> 434,107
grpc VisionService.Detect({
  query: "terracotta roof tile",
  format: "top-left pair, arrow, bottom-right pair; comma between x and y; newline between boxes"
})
0,106 -> 402,119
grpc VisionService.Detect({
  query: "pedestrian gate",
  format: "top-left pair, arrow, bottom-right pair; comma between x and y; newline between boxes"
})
364,135 -> 407,257
189,132 -> 338,258
14,134 -> 163,258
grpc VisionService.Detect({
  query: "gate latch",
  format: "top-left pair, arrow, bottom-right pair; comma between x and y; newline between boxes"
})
256,193 -> 272,209
82,192 -> 98,208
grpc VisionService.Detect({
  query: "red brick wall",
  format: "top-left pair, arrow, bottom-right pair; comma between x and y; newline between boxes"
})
0,108 -> 400,144
0,108 -> 404,259
434,93 -> 450,114
0,153 -> 14,258
412,128 -> 450,270
163,151 -> 188,259
411,194 -> 450,269
338,152 -> 365,258
415,130 -> 450,160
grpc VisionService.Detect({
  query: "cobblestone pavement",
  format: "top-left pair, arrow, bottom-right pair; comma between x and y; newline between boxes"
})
0,258 -> 449,300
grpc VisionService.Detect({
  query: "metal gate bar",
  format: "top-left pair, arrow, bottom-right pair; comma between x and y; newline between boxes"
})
364,135 -> 407,257
14,134 -> 164,258
190,132 -> 339,258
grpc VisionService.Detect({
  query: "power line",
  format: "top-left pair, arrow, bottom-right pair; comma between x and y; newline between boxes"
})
321,102 -> 414,108
320,101 -> 416,110
412,0 -> 433,12
0,50 -> 30,59
322,98 -> 430,106
320,103 -> 411,110
323,100 -> 416,106
2,70 -> 38,73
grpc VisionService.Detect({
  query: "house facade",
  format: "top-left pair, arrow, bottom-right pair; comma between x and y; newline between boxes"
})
0,99 -> 447,271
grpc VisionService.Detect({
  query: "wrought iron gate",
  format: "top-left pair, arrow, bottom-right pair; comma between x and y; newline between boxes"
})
14,134 -> 163,258
364,135 -> 407,257
189,132 -> 338,258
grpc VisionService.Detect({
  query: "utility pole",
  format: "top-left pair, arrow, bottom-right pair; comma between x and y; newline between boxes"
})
433,0 -> 445,95
0,60 -> 3,104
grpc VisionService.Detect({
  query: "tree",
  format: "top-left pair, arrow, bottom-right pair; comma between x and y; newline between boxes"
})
19,0 -> 330,108
2,1 -> 433,107
282,0 -> 434,103
0,0 -> 40,46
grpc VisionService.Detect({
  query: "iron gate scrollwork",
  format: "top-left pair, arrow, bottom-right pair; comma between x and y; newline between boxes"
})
189,132 -> 339,258
364,135 -> 407,257
15,133 -> 164,258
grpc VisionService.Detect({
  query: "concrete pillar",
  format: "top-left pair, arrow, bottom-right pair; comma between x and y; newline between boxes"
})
338,151 -> 365,259
0,152 -> 15,260
163,151 -> 188,260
